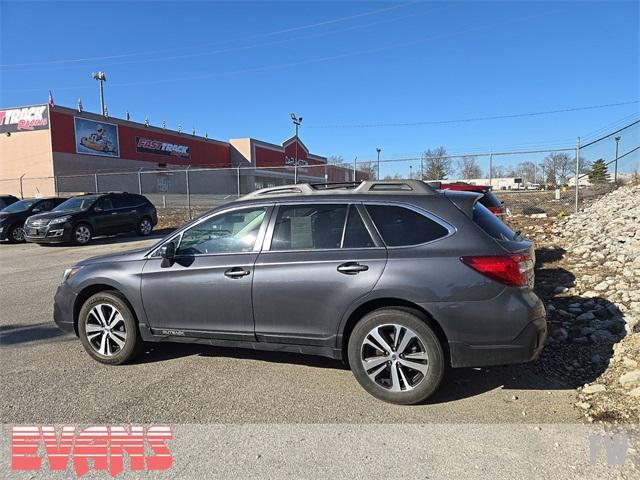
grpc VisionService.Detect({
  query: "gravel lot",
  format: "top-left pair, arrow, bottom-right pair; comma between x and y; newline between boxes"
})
4,233 -> 632,479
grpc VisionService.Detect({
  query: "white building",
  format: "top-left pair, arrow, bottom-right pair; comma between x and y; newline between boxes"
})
443,177 -> 540,190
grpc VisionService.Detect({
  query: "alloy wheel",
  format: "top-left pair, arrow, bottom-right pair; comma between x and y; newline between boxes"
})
75,225 -> 91,244
12,227 -> 25,242
85,303 -> 127,356
360,324 -> 429,392
139,218 -> 152,235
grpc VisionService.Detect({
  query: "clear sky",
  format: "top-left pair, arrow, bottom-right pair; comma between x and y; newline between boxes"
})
1,0 -> 639,177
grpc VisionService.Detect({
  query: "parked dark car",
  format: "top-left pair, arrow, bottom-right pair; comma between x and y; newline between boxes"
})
0,195 -> 19,210
428,182 -> 506,218
53,180 -> 544,404
0,197 -> 67,243
25,192 -> 157,245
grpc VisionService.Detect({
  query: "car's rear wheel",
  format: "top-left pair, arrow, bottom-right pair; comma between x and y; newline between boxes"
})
72,223 -> 92,245
78,291 -> 141,365
348,308 -> 445,405
7,224 -> 26,243
137,217 -> 153,236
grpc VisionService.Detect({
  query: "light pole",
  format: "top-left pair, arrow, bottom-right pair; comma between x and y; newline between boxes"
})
290,113 -> 303,184
409,165 -> 413,179
614,136 -> 621,183
376,147 -> 381,180
92,72 -> 107,116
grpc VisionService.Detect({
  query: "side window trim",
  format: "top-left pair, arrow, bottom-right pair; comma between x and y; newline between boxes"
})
147,204 -> 274,258
262,202 -> 384,252
361,201 -> 456,249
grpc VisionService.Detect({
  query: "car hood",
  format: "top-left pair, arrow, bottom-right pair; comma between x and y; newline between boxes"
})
28,211 -> 77,222
76,247 -> 150,266
0,211 -> 27,222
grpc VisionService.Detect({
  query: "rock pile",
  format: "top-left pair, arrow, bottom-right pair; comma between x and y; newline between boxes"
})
512,183 -> 640,422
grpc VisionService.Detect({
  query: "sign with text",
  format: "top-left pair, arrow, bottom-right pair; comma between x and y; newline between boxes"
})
136,137 -> 190,159
0,105 -> 49,133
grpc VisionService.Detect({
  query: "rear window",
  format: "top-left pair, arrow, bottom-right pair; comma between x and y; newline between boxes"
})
365,205 -> 449,247
473,203 -> 516,241
478,190 -> 503,209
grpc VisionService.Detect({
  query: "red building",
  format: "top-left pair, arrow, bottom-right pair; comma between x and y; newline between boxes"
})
0,103 -> 366,197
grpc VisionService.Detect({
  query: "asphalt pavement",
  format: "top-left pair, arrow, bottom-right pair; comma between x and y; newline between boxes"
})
2,233 -> 634,479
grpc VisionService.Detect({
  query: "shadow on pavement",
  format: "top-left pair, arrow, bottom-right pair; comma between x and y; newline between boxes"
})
0,323 -> 70,345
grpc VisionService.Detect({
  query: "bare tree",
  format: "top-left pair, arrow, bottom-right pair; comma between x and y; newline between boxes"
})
514,161 -> 537,183
327,155 -> 345,165
422,147 -> 453,180
457,156 -> 482,179
383,173 -> 402,180
357,161 -> 377,181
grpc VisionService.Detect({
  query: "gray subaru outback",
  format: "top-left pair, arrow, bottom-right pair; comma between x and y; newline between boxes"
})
53,180 -> 546,404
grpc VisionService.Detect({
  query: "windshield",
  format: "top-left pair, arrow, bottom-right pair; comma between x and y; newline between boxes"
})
53,197 -> 97,212
2,199 -> 39,213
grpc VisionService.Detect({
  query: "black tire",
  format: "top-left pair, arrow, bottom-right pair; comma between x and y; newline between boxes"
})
348,308 -> 445,405
71,223 -> 92,245
7,224 -> 26,243
78,291 -> 142,365
137,216 -> 153,236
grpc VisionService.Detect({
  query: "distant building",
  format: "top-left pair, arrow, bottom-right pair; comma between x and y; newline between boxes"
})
0,103 -> 367,197
443,177 -> 539,190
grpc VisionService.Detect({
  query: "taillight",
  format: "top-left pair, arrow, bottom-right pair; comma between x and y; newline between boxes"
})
460,254 -> 534,287
487,206 -> 504,216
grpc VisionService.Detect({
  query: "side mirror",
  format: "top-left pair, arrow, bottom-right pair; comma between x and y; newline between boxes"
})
159,242 -> 176,267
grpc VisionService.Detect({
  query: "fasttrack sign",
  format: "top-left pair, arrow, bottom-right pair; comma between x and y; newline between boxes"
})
136,137 -> 190,159
0,105 -> 49,133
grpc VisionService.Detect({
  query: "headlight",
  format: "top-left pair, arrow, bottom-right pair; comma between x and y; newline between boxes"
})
50,215 -> 71,225
62,266 -> 82,283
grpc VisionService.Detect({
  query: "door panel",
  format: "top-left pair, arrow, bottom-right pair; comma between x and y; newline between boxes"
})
141,253 -> 257,337
252,249 -> 387,345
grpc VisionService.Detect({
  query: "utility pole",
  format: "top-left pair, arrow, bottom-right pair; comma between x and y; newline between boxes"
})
376,147 -> 382,180
290,113 -> 303,184
614,136 -> 621,183
488,149 -> 493,187
92,72 -> 107,116
353,156 -> 357,181
574,137 -> 580,213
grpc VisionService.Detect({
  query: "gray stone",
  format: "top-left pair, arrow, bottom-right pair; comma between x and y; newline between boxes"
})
619,370 -> 640,385
582,384 -> 606,394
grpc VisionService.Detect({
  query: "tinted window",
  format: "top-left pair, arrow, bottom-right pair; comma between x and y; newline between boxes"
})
343,206 -> 375,248
95,197 -> 114,210
2,199 -> 38,213
113,194 -> 146,208
473,203 -> 517,241
479,190 -> 503,209
54,196 -> 98,212
271,204 -> 347,250
177,207 -> 267,255
36,200 -> 55,211
366,205 -> 449,247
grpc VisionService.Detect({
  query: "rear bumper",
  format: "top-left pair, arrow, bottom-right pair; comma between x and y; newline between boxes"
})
448,314 -> 547,368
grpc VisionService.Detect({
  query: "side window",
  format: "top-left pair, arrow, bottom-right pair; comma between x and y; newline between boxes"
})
111,194 -> 137,209
96,197 -> 114,211
343,206 -> 375,248
38,200 -> 54,211
271,204 -> 347,250
177,207 -> 267,255
365,205 -> 449,247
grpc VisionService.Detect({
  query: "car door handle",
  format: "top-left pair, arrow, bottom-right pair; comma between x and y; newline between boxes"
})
111,212 -> 118,215
224,267 -> 251,278
337,262 -> 369,275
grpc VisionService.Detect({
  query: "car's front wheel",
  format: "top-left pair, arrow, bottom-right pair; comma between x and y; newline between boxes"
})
78,291 -> 142,365
348,308 -> 445,405
72,223 -> 92,245
7,224 -> 26,243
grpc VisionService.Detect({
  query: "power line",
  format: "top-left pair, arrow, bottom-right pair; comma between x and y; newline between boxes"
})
4,6 -> 567,93
0,2 -> 419,68
578,145 -> 640,180
306,101 -> 640,129
579,119 -> 640,149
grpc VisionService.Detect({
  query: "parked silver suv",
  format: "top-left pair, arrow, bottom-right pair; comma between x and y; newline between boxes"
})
53,180 -> 546,404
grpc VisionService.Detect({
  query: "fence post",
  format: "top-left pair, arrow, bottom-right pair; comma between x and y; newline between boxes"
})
94,173 -> 99,193
19,174 -> 25,199
53,175 -> 59,196
488,150 -> 493,187
237,165 -> 241,198
574,137 -> 580,213
185,168 -> 192,219
137,169 -> 142,194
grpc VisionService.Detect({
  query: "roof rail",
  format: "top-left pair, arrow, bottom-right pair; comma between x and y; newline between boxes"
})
240,179 -> 437,200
